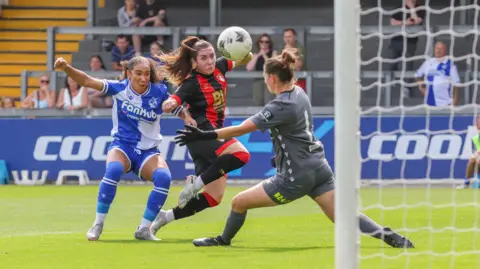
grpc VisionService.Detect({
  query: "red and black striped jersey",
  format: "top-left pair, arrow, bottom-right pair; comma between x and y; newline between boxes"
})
171,57 -> 233,131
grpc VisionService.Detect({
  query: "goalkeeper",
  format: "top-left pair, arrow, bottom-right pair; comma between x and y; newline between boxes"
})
174,50 -> 414,248
460,116 -> 480,189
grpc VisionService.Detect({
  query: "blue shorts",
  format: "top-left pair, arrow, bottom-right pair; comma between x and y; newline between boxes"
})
108,140 -> 161,180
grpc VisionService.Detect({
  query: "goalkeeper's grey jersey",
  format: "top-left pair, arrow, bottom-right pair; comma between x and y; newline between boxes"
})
249,86 -> 325,181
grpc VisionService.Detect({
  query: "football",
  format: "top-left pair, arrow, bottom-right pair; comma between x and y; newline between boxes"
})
217,26 -> 252,61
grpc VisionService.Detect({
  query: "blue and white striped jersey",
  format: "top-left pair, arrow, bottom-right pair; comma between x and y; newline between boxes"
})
415,58 -> 460,106
101,79 -> 171,150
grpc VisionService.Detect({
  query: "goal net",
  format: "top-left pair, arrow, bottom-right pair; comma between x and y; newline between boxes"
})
336,1 -> 480,268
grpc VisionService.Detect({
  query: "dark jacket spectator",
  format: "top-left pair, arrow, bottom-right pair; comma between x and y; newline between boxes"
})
111,35 -> 136,71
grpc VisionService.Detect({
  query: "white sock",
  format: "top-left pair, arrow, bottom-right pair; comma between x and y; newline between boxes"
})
139,218 -> 152,229
165,209 -> 175,223
94,213 -> 106,225
194,176 -> 204,191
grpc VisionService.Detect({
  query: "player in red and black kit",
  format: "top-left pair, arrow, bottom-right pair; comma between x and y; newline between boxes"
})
151,36 -> 253,236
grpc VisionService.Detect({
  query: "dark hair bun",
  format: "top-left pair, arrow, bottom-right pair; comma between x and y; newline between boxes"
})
281,49 -> 297,68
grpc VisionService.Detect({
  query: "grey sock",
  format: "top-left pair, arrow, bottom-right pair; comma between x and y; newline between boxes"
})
220,210 -> 247,243
359,213 -> 384,239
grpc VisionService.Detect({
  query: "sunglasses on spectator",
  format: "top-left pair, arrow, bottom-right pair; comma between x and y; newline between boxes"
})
40,80 -> 49,84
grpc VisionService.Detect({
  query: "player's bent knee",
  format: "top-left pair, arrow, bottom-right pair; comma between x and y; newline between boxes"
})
231,194 -> 248,212
233,151 -> 251,165
152,168 -> 172,189
105,161 -> 124,181
204,192 -> 221,207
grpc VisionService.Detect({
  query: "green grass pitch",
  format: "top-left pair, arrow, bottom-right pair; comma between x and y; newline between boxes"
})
1,185 -> 480,269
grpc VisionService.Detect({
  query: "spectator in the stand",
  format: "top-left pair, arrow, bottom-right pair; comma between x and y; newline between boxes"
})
117,0 -> 139,27
21,82 -> 54,109
56,77 -> 88,110
415,40 -> 460,106
132,0 -> 168,54
246,34 -> 277,105
145,41 -> 163,63
281,28 -> 306,90
389,0 -> 425,98
145,41 -> 167,83
31,74 -> 57,103
111,35 -> 136,71
1,97 -> 15,109
87,55 -> 113,108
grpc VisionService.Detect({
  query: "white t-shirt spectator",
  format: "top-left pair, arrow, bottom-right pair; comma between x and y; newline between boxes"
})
415,57 -> 460,106
117,6 -> 136,27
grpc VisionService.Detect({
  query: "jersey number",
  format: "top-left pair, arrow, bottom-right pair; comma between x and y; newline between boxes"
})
212,91 -> 225,112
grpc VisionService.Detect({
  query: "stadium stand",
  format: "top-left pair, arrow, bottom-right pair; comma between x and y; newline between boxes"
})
0,0 -> 478,108
0,0 -> 88,105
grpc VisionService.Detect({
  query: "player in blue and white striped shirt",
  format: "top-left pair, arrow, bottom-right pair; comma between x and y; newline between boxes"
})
54,56 -> 195,241
415,41 -> 460,106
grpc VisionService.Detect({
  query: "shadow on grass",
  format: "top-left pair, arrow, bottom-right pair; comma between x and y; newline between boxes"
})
98,238 -> 193,244
230,245 -> 333,252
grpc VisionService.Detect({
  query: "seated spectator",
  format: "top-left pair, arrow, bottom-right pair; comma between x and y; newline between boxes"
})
1,97 -> 15,109
117,0 -> 139,27
145,41 -> 167,83
87,55 -> 113,108
33,74 -> 57,103
111,35 -> 136,71
132,0 -> 168,54
145,41 -> 163,62
281,28 -> 306,90
21,85 -> 54,109
415,41 -> 460,106
56,77 -> 88,110
246,34 -> 277,105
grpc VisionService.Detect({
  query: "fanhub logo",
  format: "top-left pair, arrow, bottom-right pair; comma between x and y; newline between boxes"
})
121,101 -> 157,121
367,126 -> 477,161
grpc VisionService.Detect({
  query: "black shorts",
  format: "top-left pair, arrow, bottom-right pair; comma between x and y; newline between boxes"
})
186,138 -> 237,176
262,159 -> 335,204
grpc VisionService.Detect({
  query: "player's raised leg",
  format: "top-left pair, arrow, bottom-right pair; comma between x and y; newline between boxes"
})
313,188 -> 414,248
178,141 -> 250,208
86,149 -> 129,241
192,181 -> 277,247
151,175 -> 226,236
135,154 -> 171,241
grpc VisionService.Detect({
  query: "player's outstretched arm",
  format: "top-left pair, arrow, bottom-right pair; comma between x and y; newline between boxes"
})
161,97 -> 179,113
174,119 -> 257,146
54,57 -> 104,92
215,119 -> 257,139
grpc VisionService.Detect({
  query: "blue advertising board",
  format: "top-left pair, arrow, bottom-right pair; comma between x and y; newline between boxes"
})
0,115 -> 475,181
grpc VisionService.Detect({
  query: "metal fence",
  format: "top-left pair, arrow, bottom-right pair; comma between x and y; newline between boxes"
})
46,25 -> 444,71
20,69 -> 478,107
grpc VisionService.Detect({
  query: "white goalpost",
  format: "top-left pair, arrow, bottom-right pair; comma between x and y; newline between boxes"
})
334,0 -> 360,269
336,1 -> 480,268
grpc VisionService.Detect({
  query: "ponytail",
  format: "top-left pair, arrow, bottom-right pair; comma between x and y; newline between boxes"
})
157,36 -> 212,86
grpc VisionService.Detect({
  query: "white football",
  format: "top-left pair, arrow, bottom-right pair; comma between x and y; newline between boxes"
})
217,26 -> 252,61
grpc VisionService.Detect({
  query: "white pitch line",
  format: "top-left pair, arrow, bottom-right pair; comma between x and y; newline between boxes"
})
0,231 -> 74,238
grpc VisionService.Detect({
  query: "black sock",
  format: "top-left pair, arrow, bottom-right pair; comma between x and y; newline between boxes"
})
172,193 -> 211,220
219,210 -> 247,243
201,153 -> 249,185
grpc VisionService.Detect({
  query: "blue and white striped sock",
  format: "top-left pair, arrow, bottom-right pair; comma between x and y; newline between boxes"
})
94,161 -> 124,225
140,168 -> 171,228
